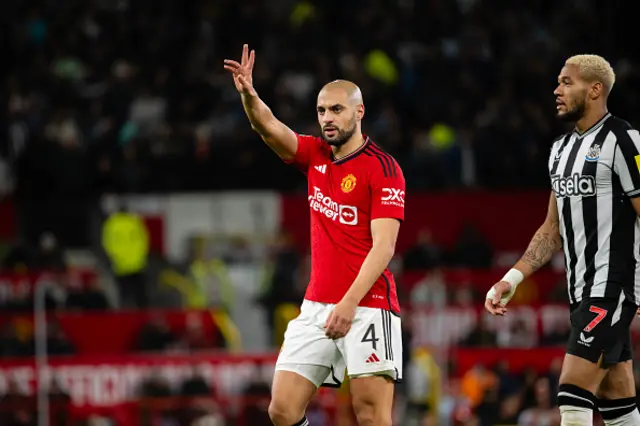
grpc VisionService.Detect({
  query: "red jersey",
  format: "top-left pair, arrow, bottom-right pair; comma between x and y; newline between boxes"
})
286,134 -> 405,313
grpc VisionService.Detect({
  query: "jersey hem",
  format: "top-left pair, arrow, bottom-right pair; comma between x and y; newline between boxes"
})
302,297 -> 401,315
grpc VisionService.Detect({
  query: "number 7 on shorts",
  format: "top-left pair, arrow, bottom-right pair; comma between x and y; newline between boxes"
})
584,306 -> 608,333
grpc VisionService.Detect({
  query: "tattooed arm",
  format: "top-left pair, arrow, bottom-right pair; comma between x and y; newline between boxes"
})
486,192 -> 562,315
513,192 -> 562,278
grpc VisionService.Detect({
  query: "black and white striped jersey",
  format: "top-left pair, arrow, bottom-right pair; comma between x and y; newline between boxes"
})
548,113 -> 640,305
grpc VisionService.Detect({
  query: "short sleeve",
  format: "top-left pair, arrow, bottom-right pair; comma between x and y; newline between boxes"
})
370,160 -> 405,221
286,134 -> 325,173
614,129 -> 640,198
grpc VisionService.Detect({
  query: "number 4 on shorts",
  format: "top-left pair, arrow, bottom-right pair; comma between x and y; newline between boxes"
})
361,324 -> 380,350
584,306 -> 608,332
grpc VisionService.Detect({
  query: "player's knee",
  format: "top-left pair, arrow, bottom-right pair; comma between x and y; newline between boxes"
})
558,384 -> 595,426
352,397 -> 392,426
268,400 -> 303,426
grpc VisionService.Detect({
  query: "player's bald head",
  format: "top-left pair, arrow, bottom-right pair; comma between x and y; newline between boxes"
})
318,80 -> 363,106
316,80 -> 364,146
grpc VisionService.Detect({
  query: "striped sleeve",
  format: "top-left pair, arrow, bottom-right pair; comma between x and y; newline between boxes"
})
613,129 -> 640,198
370,156 -> 405,221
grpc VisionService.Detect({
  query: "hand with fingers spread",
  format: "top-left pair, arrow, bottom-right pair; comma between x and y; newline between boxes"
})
223,44 -> 256,96
324,299 -> 357,340
485,280 -> 514,316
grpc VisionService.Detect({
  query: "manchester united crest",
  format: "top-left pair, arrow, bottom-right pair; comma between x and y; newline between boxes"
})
341,174 -> 357,193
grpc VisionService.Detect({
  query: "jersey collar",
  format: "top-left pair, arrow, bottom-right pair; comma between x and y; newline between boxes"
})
573,113 -> 611,139
331,136 -> 371,165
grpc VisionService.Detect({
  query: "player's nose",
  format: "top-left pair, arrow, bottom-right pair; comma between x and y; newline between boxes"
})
553,85 -> 562,97
322,116 -> 335,126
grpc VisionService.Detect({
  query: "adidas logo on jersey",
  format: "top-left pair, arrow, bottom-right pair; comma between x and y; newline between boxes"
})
551,174 -> 596,198
365,353 -> 380,363
314,164 -> 327,174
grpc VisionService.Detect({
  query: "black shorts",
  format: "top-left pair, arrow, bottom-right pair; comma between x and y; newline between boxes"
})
567,297 -> 637,368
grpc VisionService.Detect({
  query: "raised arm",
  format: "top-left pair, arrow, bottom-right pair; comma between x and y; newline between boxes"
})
224,44 -> 298,161
486,192 -> 562,315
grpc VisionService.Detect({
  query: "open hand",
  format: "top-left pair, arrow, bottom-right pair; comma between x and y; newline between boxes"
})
223,44 -> 256,96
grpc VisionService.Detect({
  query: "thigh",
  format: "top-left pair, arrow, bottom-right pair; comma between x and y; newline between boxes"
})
559,353 -> 608,394
339,307 -> 403,382
276,301 -> 344,387
271,369 -> 319,413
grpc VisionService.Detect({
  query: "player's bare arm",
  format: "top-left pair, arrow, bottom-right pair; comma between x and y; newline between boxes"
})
223,44 -> 298,161
631,197 -> 640,217
324,218 -> 400,340
517,191 -> 562,274
485,192 -> 562,315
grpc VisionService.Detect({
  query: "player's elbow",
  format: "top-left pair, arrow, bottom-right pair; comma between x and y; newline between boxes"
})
374,242 -> 396,260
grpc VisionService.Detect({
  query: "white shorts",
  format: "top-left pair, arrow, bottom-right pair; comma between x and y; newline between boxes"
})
275,300 -> 403,388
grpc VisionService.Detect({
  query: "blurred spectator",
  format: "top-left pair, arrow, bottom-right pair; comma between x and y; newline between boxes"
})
177,313 -> 218,351
475,386 -> 500,426
540,317 -> 571,346
240,376 -> 272,426
2,239 -> 35,272
402,228 -> 443,271
257,230 -> 303,342
0,378 -> 36,426
180,366 -> 212,397
64,277 -> 109,311
450,224 -> 494,269
49,379 -> 72,426
306,400 -> 329,426
493,360 -> 520,398
139,369 -> 172,398
102,203 -> 149,308
46,321 -> 75,356
410,267 -> 447,308
136,315 -> 178,352
459,316 -> 497,347
517,377 -> 561,426
406,347 -> 442,425
498,318 -> 537,348
497,393 -> 523,425
0,323 -> 32,357
186,400 -> 226,426
460,364 -> 498,409
546,357 -> 563,406
33,232 -> 66,272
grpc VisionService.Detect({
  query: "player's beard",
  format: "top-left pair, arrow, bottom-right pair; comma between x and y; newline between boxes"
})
557,93 -> 587,123
323,119 -> 357,147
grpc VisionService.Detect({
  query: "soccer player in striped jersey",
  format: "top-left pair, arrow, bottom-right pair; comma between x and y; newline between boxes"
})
225,44 -> 404,426
486,54 -> 640,426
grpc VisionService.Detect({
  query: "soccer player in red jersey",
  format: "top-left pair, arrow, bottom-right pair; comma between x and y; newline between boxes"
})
225,45 -> 405,426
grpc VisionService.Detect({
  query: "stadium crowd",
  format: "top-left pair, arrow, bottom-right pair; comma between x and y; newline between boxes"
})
4,0 -> 639,199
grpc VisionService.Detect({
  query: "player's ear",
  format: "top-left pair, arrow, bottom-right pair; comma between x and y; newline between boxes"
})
356,104 -> 365,120
589,81 -> 603,100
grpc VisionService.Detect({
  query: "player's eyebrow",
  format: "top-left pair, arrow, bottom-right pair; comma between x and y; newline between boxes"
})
317,104 -> 345,110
